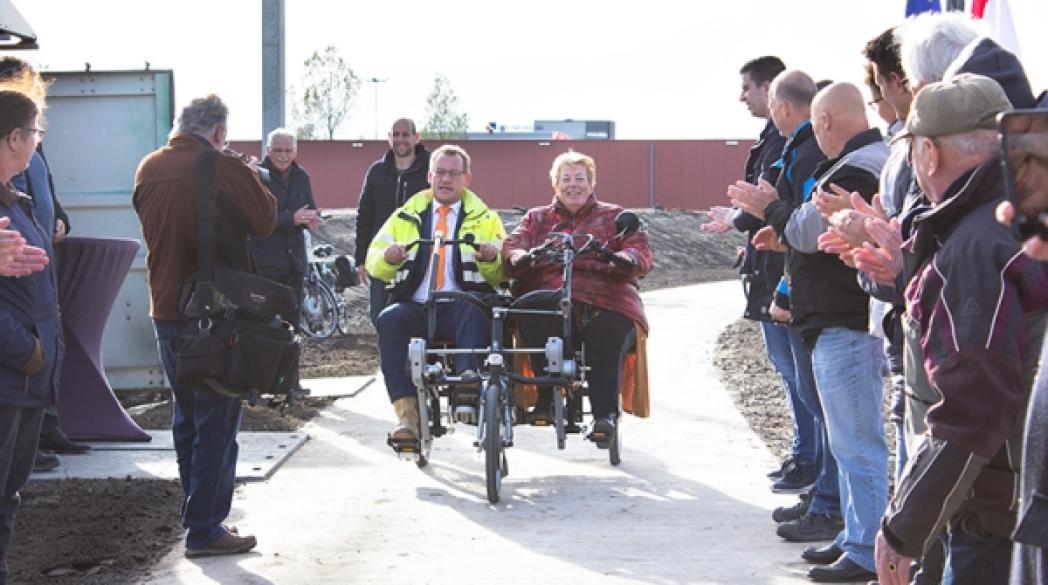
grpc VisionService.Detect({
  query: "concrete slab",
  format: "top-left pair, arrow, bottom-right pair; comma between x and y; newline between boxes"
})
142,281 -> 817,585
30,431 -> 308,482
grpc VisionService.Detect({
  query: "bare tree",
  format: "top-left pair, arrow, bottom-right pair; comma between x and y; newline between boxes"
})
422,74 -> 470,139
299,46 -> 361,139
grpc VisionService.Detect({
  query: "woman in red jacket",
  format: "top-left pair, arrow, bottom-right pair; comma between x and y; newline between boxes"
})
503,150 -> 653,438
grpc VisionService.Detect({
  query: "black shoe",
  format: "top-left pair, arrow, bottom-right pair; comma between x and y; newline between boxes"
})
807,557 -> 876,583
768,455 -> 795,479
775,512 -> 843,542
771,459 -> 816,493
772,494 -> 810,523
39,433 -> 91,455
801,543 -> 843,565
33,450 -> 60,473
590,415 -> 616,445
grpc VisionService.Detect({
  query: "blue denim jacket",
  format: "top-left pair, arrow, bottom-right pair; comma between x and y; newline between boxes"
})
0,183 -> 62,407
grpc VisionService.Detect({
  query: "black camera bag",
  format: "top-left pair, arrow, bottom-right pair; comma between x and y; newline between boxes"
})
174,149 -> 299,399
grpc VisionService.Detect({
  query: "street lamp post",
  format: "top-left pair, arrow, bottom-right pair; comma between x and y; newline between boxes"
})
369,77 -> 388,139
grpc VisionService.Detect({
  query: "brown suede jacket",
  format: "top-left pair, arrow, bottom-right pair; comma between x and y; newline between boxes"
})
133,134 -> 276,320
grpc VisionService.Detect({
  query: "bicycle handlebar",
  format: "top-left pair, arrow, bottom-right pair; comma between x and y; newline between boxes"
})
405,232 -> 479,252
519,232 -> 634,268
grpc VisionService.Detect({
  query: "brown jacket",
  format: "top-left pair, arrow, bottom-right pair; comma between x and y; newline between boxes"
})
133,134 -> 276,320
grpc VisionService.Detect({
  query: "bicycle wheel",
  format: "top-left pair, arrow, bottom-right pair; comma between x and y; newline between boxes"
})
553,387 -> 566,450
609,416 -> 621,466
482,381 -> 503,504
300,281 -> 338,338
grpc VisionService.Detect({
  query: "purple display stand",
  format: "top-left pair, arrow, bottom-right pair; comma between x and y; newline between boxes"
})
55,236 -> 150,442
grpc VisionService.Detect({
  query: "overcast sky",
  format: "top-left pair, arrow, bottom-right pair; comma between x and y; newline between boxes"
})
15,0 -> 1048,140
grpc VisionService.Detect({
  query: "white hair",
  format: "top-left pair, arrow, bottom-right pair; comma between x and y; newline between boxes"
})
896,12 -> 982,87
266,127 -> 296,148
938,129 -> 999,159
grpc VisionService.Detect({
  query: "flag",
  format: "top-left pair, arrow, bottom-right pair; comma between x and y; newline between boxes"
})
972,0 -> 1021,58
906,0 -> 940,16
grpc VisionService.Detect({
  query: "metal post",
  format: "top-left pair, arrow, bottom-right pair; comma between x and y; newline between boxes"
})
369,77 -> 388,139
261,0 -> 285,155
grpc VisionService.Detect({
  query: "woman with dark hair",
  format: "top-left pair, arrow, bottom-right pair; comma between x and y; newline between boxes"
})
503,150 -> 653,441
0,90 -> 60,584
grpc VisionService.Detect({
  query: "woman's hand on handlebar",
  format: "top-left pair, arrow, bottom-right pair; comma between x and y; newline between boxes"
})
383,244 -> 407,265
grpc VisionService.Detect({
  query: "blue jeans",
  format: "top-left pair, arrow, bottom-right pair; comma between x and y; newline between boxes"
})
812,327 -> 889,572
154,319 -> 243,549
376,300 -> 489,401
944,517 -> 1012,585
761,321 -> 816,465
368,279 -> 389,327
786,327 -> 841,518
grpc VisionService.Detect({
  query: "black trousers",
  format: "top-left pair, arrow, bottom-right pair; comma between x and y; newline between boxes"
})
516,301 -> 635,419
0,405 -> 44,584
264,270 -> 305,390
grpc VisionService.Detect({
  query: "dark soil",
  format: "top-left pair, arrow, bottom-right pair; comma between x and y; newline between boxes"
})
9,208 -> 746,585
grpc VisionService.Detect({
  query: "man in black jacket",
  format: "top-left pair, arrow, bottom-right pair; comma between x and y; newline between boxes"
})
249,128 -> 322,392
354,118 -> 430,325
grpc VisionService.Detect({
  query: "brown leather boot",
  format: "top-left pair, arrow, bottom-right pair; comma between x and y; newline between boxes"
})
390,396 -> 420,441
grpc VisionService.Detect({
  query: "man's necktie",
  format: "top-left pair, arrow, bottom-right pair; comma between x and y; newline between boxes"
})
433,204 -> 450,289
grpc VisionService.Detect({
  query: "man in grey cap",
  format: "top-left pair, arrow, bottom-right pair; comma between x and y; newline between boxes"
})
874,73 -> 1048,584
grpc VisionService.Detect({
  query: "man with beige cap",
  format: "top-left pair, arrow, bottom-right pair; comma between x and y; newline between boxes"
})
874,73 -> 1048,585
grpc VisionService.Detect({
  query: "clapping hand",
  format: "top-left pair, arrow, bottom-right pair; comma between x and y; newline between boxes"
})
752,225 -> 786,252
728,178 -> 778,220
851,218 -> 904,285
813,183 -> 855,219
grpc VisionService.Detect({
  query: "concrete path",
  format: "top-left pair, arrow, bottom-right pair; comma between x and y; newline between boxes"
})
143,281 -> 815,585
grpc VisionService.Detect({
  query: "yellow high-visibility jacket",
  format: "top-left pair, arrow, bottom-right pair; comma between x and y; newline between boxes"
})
365,188 -> 506,302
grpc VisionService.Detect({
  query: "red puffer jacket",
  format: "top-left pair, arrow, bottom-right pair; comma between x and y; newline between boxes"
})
503,195 -> 653,332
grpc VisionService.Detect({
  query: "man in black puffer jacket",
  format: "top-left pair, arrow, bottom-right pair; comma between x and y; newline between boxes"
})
354,118 -> 430,325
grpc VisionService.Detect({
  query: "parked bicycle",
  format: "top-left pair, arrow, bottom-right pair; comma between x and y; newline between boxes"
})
299,232 -> 358,338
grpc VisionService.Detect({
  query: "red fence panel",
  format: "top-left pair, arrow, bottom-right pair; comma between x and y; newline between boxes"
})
230,138 -> 754,211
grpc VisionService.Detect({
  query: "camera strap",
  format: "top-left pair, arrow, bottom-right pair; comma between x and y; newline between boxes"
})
194,148 -> 219,281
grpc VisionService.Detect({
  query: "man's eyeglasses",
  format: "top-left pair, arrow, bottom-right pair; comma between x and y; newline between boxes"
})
24,127 -> 46,140
432,169 -> 465,179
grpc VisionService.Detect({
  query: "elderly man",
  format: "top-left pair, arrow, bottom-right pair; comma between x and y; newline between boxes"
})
730,70 -> 848,548
738,81 -> 891,582
134,95 -> 276,558
355,118 -> 431,325
249,128 -> 322,394
707,57 -> 821,494
365,145 -> 505,446
873,74 -> 1048,585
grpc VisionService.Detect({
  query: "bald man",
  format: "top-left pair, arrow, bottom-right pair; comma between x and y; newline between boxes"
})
772,81 -> 892,582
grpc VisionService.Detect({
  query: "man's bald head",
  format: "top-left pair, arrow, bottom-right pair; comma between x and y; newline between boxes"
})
768,70 -> 817,137
812,82 -> 867,120
811,82 -> 871,158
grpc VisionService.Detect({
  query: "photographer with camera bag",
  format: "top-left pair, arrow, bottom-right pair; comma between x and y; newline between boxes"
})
133,95 -> 278,559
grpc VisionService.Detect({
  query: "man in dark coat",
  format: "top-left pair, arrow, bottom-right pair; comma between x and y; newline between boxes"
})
249,128 -> 322,393
354,118 -> 430,325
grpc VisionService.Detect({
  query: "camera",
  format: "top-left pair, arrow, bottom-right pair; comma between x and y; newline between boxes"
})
999,110 -> 1048,240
